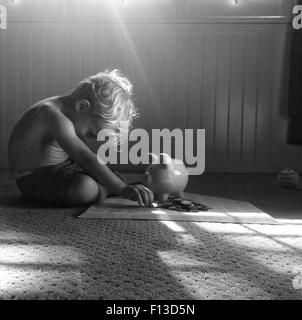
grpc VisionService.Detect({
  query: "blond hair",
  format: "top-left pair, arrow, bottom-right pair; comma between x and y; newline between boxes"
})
71,69 -> 138,144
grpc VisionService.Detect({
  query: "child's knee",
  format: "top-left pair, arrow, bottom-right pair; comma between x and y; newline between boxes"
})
68,174 -> 99,205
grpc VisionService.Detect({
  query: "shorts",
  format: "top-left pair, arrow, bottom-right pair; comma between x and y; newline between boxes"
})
15,159 -> 85,206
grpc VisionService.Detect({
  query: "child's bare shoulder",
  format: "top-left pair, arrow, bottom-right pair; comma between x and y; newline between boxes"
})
15,97 -> 73,137
20,96 -> 60,118
37,96 -> 63,114
37,97 -> 71,123
37,97 -> 76,136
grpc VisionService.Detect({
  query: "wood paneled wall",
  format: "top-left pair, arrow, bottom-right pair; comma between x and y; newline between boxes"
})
0,0 -> 301,172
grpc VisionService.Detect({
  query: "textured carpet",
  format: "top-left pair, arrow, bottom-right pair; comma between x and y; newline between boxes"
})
1,194 -> 302,300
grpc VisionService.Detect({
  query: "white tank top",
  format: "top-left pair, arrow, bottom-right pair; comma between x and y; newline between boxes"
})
42,141 -> 69,166
11,141 -> 69,179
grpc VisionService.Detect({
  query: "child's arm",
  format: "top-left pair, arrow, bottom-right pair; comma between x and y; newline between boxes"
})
44,108 -> 153,206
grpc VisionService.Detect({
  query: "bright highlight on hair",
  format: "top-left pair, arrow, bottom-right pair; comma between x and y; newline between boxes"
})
71,69 -> 139,145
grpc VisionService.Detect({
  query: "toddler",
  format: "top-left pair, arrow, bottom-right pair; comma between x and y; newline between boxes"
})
8,70 -> 154,206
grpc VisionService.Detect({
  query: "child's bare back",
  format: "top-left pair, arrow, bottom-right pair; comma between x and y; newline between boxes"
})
9,97 -> 69,174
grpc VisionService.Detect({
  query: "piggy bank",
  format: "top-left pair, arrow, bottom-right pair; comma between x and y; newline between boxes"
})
143,153 -> 189,202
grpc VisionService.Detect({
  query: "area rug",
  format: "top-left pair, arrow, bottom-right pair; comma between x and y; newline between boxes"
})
1,193 -> 302,300
79,193 -> 278,224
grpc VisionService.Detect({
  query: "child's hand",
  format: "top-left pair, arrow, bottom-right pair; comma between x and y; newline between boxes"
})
121,184 -> 154,207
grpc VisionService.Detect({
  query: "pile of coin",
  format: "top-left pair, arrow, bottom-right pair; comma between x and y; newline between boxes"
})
154,197 -> 211,212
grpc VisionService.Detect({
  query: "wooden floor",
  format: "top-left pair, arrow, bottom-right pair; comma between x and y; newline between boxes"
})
1,169 -> 302,220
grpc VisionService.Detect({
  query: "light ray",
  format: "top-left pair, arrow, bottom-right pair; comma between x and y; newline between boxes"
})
108,2 -> 156,102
